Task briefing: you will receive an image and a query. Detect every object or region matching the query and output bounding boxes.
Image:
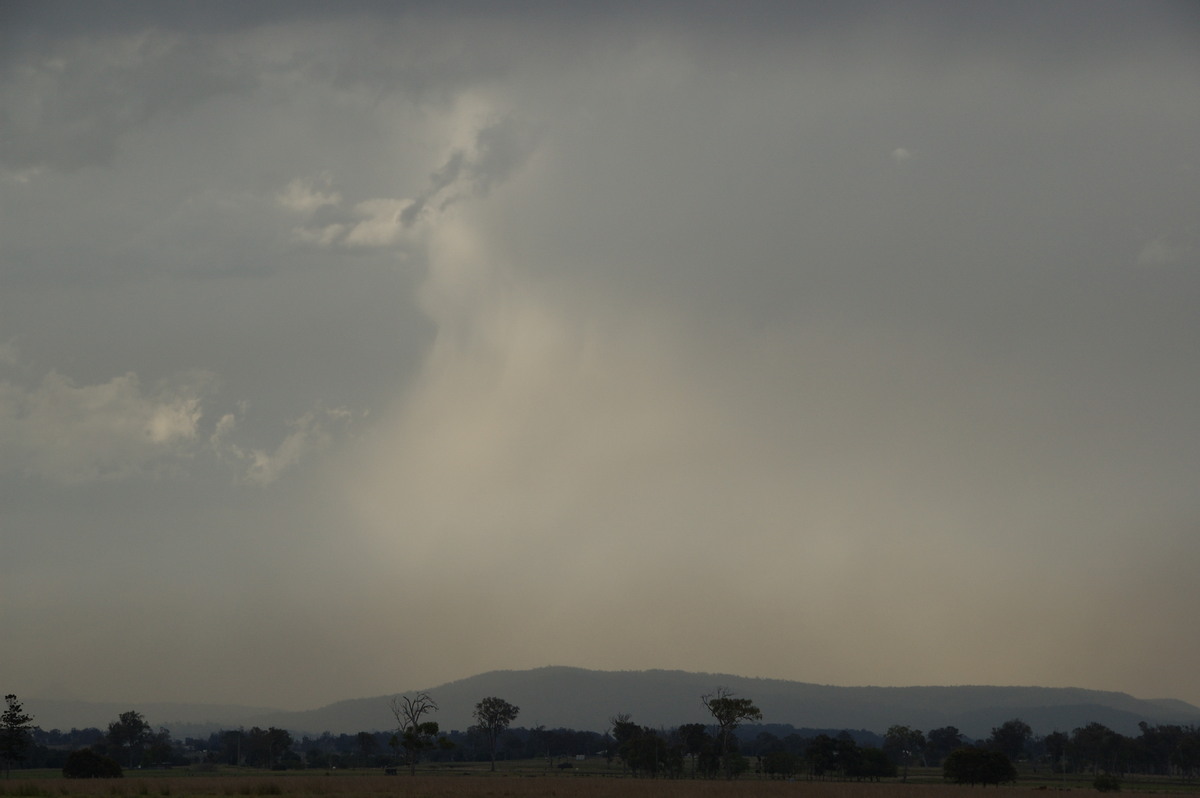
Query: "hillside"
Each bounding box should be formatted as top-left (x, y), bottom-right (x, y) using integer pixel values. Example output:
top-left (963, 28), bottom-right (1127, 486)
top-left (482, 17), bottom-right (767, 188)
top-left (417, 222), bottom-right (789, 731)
top-left (250, 668), bottom-right (1200, 739)
top-left (30, 668), bottom-right (1200, 740)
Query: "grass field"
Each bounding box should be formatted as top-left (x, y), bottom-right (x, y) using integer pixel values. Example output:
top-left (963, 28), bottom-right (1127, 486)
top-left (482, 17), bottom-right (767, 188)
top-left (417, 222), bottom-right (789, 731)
top-left (3, 765), bottom-right (1199, 798)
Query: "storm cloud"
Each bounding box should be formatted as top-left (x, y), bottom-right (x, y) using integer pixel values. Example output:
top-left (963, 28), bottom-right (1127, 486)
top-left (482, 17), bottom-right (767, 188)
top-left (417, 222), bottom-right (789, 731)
top-left (2, 1), bottom-right (1198, 711)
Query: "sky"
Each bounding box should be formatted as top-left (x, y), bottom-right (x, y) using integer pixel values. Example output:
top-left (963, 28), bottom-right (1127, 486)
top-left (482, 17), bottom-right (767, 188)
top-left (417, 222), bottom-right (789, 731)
top-left (2, 0), bottom-right (1199, 714)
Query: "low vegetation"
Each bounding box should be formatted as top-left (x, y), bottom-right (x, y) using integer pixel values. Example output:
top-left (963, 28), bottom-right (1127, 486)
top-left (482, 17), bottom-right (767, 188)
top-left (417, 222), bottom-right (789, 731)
top-left (7, 688), bottom-right (1200, 796)
top-left (0, 769), bottom-right (1199, 798)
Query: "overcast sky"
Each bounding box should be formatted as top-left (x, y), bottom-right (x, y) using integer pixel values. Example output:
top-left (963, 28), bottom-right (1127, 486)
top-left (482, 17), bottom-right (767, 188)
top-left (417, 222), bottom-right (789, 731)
top-left (2, 0), bottom-right (1199, 714)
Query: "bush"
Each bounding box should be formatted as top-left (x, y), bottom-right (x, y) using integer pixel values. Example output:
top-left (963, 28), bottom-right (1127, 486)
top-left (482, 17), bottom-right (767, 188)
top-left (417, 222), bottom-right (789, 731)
top-left (943, 747), bottom-right (1017, 786)
top-left (62, 749), bottom-right (123, 779)
top-left (762, 750), bottom-right (798, 779)
top-left (1094, 773), bottom-right (1122, 792)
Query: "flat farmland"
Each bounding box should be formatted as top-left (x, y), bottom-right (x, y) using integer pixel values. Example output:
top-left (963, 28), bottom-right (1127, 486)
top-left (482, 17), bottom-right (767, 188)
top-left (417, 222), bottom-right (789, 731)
top-left (5, 772), bottom-right (1200, 798)
top-left (0, 779), bottom-right (1039, 798)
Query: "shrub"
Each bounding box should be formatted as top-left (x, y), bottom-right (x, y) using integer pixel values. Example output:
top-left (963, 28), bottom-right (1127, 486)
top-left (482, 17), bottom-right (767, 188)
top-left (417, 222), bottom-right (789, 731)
top-left (1094, 773), bottom-right (1122, 792)
top-left (943, 747), bottom-right (1017, 786)
top-left (62, 749), bottom-right (123, 779)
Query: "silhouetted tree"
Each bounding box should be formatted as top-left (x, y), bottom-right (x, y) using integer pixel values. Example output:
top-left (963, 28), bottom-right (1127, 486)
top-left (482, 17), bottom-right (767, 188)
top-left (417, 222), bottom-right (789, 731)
top-left (702, 687), bottom-right (761, 778)
top-left (676, 722), bottom-right (712, 777)
top-left (1171, 733), bottom-right (1200, 780)
top-left (1134, 723), bottom-right (1183, 776)
top-left (836, 734), bottom-right (863, 778)
top-left (989, 718), bottom-right (1032, 762)
top-left (356, 731), bottom-right (377, 767)
top-left (806, 734), bottom-right (838, 779)
top-left (884, 725), bottom-right (925, 780)
top-left (762, 749), bottom-right (799, 779)
top-left (926, 726), bottom-right (966, 765)
top-left (389, 693), bottom-right (450, 775)
top-left (1072, 722), bottom-right (1120, 774)
top-left (107, 711), bottom-right (150, 768)
top-left (144, 727), bottom-right (175, 766)
top-left (1, 695), bottom-right (35, 778)
top-left (1043, 730), bottom-right (1070, 775)
top-left (625, 729), bottom-right (675, 777)
top-left (851, 747), bottom-right (898, 781)
top-left (472, 697), bottom-right (519, 772)
top-left (245, 727), bottom-right (293, 768)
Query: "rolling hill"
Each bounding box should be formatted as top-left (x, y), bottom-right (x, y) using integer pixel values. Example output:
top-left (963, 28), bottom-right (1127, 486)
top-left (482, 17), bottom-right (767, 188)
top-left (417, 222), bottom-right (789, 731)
top-left (29, 667), bottom-right (1200, 740)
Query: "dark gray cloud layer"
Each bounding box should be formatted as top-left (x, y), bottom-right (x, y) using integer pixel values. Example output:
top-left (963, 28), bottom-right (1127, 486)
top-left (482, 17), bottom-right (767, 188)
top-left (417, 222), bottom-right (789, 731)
top-left (2, 1), bottom-right (1198, 710)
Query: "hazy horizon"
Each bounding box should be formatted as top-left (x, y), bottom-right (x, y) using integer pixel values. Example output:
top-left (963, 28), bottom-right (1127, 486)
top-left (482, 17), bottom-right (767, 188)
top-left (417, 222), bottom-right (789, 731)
top-left (3, 1), bottom-right (1199, 712)
top-left (24, 665), bottom-right (1200, 715)
top-left (25, 666), bottom-right (1200, 744)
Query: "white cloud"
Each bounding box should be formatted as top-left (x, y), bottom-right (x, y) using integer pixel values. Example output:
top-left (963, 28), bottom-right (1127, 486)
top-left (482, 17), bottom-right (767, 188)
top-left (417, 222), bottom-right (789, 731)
top-left (0, 370), bottom-right (211, 483)
top-left (341, 198), bottom-right (416, 248)
top-left (211, 412), bottom-right (238, 443)
top-left (282, 178), bottom-right (419, 251)
top-left (277, 175), bottom-right (342, 214)
top-left (278, 110), bottom-right (534, 252)
top-left (0, 357), bottom-right (355, 486)
top-left (212, 406), bottom-right (354, 486)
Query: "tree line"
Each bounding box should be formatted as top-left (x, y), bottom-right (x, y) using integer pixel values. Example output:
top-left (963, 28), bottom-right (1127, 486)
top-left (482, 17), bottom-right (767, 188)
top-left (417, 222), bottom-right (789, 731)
top-left (5, 690), bottom-right (1200, 784)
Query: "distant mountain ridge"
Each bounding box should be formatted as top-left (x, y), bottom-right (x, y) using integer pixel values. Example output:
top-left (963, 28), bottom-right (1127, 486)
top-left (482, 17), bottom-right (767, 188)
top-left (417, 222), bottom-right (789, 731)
top-left (29, 667), bottom-right (1200, 740)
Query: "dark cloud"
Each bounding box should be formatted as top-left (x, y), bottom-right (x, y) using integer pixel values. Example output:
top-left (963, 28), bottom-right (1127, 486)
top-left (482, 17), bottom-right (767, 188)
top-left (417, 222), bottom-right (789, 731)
top-left (0, 28), bottom-right (252, 170)
top-left (469, 118), bottom-right (538, 196)
top-left (1, 0), bottom-right (1198, 710)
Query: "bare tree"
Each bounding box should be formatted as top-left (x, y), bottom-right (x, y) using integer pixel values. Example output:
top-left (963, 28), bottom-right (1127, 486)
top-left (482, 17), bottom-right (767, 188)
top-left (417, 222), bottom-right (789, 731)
top-left (388, 693), bottom-right (445, 775)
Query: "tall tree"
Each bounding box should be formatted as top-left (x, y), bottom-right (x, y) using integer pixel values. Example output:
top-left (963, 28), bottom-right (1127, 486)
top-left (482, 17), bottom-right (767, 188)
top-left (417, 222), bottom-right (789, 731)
top-left (1072, 722), bottom-right (1119, 774)
top-left (1135, 723), bottom-right (1184, 776)
top-left (245, 727), bottom-right (292, 768)
top-left (144, 727), bottom-right (175, 766)
top-left (805, 734), bottom-right (839, 779)
top-left (216, 729), bottom-right (244, 766)
top-left (1, 695), bottom-right (35, 778)
top-left (608, 713), bottom-right (639, 766)
top-left (355, 731), bottom-right (377, 767)
top-left (1171, 732), bottom-right (1200, 780)
top-left (989, 718), bottom-right (1033, 762)
top-left (884, 725), bottom-right (925, 781)
top-left (389, 693), bottom-right (448, 775)
top-left (107, 711), bottom-right (150, 768)
top-left (676, 722), bottom-right (712, 777)
top-left (926, 726), bottom-right (965, 765)
top-left (701, 687), bottom-right (761, 778)
top-left (472, 697), bottom-right (519, 772)
top-left (1043, 730), bottom-right (1070, 776)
